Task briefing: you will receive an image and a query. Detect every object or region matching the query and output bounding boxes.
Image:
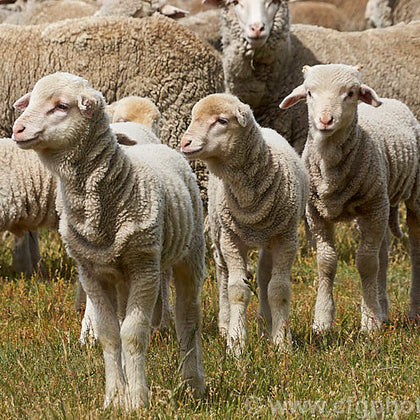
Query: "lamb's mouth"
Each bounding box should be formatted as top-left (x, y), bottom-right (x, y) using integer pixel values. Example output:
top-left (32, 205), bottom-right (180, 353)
top-left (12, 136), bottom-right (40, 149)
top-left (180, 146), bottom-right (203, 157)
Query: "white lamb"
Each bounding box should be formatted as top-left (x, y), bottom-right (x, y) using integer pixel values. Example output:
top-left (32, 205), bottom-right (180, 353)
top-left (0, 138), bottom-right (58, 274)
top-left (181, 93), bottom-right (309, 355)
top-left (106, 96), bottom-right (161, 137)
top-left (12, 72), bottom-right (206, 409)
top-left (280, 64), bottom-right (420, 331)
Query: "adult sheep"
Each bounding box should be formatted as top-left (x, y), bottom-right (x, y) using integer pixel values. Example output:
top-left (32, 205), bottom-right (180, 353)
top-left (12, 72), bottom-right (206, 410)
top-left (0, 14), bottom-right (224, 197)
top-left (365, 0), bottom-right (420, 29)
top-left (280, 63), bottom-right (420, 330)
top-left (205, 0), bottom-right (419, 154)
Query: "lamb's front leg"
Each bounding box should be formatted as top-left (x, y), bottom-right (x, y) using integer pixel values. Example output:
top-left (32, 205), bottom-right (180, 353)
top-left (221, 235), bottom-right (249, 356)
top-left (120, 260), bottom-right (160, 410)
top-left (307, 204), bottom-right (337, 331)
top-left (268, 232), bottom-right (298, 350)
top-left (79, 266), bottom-right (125, 408)
top-left (357, 214), bottom-right (388, 331)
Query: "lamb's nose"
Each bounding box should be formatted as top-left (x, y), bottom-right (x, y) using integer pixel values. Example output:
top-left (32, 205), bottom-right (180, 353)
top-left (319, 115), bottom-right (334, 126)
top-left (180, 138), bottom-right (192, 150)
top-left (13, 123), bottom-right (26, 136)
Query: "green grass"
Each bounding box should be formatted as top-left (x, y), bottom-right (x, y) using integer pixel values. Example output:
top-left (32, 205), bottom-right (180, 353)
top-left (0, 224), bottom-right (418, 419)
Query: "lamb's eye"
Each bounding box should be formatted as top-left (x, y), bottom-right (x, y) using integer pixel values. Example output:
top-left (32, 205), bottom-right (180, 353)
top-left (56, 103), bottom-right (69, 111)
top-left (348, 91), bottom-right (354, 98)
top-left (217, 117), bottom-right (228, 125)
top-left (307, 90), bottom-right (312, 98)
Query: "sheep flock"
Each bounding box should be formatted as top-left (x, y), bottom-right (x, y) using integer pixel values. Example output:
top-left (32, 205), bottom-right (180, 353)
top-left (0, 0), bottom-right (419, 411)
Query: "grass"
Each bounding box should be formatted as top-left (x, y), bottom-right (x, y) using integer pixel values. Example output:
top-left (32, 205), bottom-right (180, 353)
top-left (0, 222), bottom-right (418, 419)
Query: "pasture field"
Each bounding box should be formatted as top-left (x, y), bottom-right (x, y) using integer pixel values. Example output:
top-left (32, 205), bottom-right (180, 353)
top-left (0, 222), bottom-right (418, 419)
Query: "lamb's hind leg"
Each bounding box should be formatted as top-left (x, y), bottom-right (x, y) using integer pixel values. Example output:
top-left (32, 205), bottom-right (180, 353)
top-left (173, 259), bottom-right (205, 398)
top-left (407, 207), bottom-right (420, 319)
top-left (120, 260), bottom-right (160, 410)
top-left (268, 233), bottom-right (297, 350)
top-left (377, 232), bottom-right (390, 322)
top-left (257, 248), bottom-right (273, 337)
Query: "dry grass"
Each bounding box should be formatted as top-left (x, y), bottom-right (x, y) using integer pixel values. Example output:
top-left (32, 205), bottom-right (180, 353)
top-left (0, 222), bottom-right (418, 419)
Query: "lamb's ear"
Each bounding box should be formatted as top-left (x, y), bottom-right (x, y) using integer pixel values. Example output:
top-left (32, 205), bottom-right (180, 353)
top-left (115, 133), bottom-right (137, 146)
top-left (77, 95), bottom-right (99, 118)
top-left (279, 85), bottom-right (307, 109)
top-left (358, 84), bottom-right (382, 107)
top-left (235, 103), bottom-right (250, 127)
top-left (13, 92), bottom-right (31, 112)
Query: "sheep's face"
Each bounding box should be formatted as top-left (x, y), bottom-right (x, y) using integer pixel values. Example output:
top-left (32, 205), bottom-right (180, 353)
top-left (12, 72), bottom-right (104, 153)
top-left (229, 0), bottom-right (281, 48)
top-left (180, 93), bottom-right (251, 162)
top-left (280, 64), bottom-right (382, 141)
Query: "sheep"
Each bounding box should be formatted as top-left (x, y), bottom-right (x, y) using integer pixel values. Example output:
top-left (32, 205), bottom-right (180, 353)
top-left (291, 0), bottom-right (369, 31)
top-left (205, 0), bottom-right (419, 156)
top-left (289, 1), bottom-right (347, 31)
top-left (178, 8), bottom-right (223, 52)
top-left (365, 0), bottom-right (420, 28)
top-left (12, 71), bottom-right (206, 409)
top-left (106, 96), bottom-right (161, 136)
top-left (0, 138), bottom-right (59, 274)
top-left (180, 93), bottom-right (309, 355)
top-left (95, 0), bottom-right (188, 18)
top-left (3, 0), bottom-right (98, 25)
top-left (280, 63), bottom-right (420, 331)
top-left (0, 14), bottom-right (224, 200)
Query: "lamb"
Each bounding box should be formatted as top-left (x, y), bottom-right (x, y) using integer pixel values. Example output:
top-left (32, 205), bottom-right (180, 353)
top-left (0, 138), bottom-right (58, 274)
top-left (106, 96), bottom-right (161, 136)
top-left (280, 63), bottom-right (420, 331)
top-left (365, 0), bottom-right (420, 28)
top-left (205, 0), bottom-right (420, 155)
top-left (0, 14), bottom-right (224, 198)
top-left (12, 72), bottom-right (206, 409)
top-left (180, 93), bottom-right (309, 355)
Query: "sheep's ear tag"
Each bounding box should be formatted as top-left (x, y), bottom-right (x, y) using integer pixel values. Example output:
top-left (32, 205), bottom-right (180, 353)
top-left (13, 92), bottom-right (31, 112)
top-left (359, 84), bottom-right (382, 107)
top-left (78, 95), bottom-right (95, 118)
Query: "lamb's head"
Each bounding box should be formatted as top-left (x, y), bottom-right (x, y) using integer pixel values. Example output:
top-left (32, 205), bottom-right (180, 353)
top-left (280, 64), bottom-right (382, 140)
top-left (205, 0), bottom-right (282, 48)
top-left (106, 96), bottom-right (161, 136)
top-left (12, 72), bottom-right (106, 152)
top-left (180, 93), bottom-right (252, 162)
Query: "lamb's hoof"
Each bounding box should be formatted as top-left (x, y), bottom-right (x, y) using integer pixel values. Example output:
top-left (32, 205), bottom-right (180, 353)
top-left (361, 315), bottom-right (382, 332)
top-left (273, 330), bottom-right (292, 353)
